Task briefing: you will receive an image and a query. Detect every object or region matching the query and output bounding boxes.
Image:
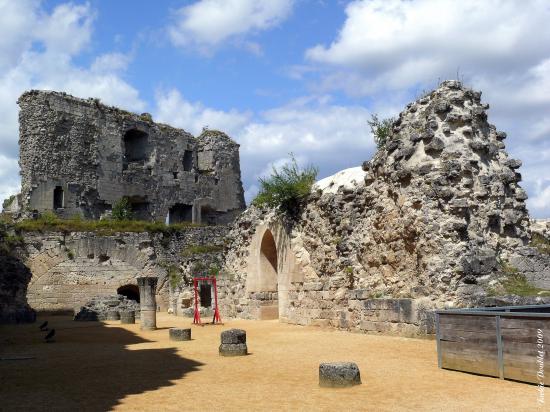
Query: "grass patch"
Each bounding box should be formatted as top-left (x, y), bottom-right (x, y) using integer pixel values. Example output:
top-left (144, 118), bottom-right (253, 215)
top-left (487, 261), bottom-right (550, 297)
top-left (15, 212), bottom-right (201, 235)
top-left (531, 233), bottom-right (550, 255)
top-left (181, 244), bottom-right (223, 257)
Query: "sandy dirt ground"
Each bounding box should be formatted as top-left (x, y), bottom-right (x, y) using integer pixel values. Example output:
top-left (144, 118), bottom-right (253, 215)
top-left (1, 313), bottom-right (548, 411)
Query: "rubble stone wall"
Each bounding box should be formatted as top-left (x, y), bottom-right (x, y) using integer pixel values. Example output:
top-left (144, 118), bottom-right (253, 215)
top-left (23, 226), bottom-right (228, 312)
top-left (219, 81), bottom-right (549, 336)
top-left (17, 90), bottom-right (245, 223)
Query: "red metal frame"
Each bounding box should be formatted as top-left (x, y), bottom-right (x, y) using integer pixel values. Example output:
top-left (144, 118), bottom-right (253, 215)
top-left (192, 276), bottom-right (222, 325)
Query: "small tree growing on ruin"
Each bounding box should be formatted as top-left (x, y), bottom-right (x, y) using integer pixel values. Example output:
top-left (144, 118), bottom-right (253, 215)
top-left (252, 154), bottom-right (318, 216)
top-left (111, 197), bottom-right (134, 221)
top-left (368, 114), bottom-right (395, 149)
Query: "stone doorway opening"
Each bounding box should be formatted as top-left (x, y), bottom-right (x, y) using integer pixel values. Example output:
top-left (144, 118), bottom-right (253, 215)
top-left (117, 284), bottom-right (140, 303)
top-left (53, 186), bottom-right (64, 209)
top-left (169, 203), bottom-right (193, 224)
top-left (123, 129), bottom-right (148, 168)
top-left (260, 230), bottom-right (278, 290)
top-left (256, 229), bottom-right (279, 320)
top-left (199, 283), bottom-right (212, 308)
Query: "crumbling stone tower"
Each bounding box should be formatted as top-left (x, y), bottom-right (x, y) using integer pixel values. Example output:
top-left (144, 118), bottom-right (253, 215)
top-left (18, 90), bottom-right (246, 223)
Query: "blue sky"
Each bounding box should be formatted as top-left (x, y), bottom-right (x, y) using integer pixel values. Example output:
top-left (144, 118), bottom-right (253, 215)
top-left (0, 0), bottom-right (549, 217)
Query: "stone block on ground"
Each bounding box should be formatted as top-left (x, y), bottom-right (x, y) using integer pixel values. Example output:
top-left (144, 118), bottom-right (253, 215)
top-left (219, 329), bottom-right (247, 356)
top-left (319, 362), bottom-right (361, 388)
top-left (169, 328), bottom-right (192, 341)
top-left (106, 310), bottom-right (120, 321)
top-left (221, 328), bottom-right (246, 344)
top-left (219, 343), bottom-right (248, 356)
top-left (120, 311), bottom-right (135, 324)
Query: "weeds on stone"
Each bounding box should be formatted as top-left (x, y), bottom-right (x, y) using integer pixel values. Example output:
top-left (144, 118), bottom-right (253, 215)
top-left (181, 244), bottom-right (223, 257)
top-left (252, 154), bottom-right (318, 217)
top-left (368, 114), bottom-right (395, 149)
top-left (15, 212), bottom-right (200, 235)
top-left (487, 260), bottom-right (550, 297)
top-left (111, 198), bottom-right (134, 220)
top-left (531, 233), bottom-right (550, 255)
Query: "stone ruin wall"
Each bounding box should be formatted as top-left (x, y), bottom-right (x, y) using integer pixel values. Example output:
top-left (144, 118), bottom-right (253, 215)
top-left (15, 226), bottom-right (228, 315)
top-left (17, 90), bottom-right (245, 224)
top-left (218, 81), bottom-right (550, 336)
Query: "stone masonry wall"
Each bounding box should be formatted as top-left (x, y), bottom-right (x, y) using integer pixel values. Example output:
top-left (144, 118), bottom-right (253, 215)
top-left (220, 81), bottom-right (549, 336)
top-left (17, 90), bottom-right (245, 223)
top-left (22, 226), bottom-right (228, 313)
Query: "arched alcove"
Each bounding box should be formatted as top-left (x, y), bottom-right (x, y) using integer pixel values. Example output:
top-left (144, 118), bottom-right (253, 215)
top-left (245, 223), bottom-right (304, 322)
top-left (259, 230), bottom-right (278, 292)
top-left (117, 284), bottom-right (140, 303)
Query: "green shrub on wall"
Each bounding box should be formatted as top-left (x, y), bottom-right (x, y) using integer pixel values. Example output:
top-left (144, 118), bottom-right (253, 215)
top-left (111, 197), bottom-right (134, 221)
top-left (368, 114), bottom-right (395, 149)
top-left (252, 154), bottom-right (318, 216)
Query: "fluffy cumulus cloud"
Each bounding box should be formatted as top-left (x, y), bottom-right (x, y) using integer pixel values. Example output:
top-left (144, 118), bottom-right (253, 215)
top-left (0, 0), bottom-right (144, 205)
top-left (168, 0), bottom-right (294, 52)
top-left (154, 89), bottom-right (252, 136)
top-left (304, 0), bottom-right (550, 217)
top-left (154, 93), bottom-right (373, 203)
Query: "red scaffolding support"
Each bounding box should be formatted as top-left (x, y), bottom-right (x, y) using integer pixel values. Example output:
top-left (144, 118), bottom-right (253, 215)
top-left (193, 276), bottom-right (222, 325)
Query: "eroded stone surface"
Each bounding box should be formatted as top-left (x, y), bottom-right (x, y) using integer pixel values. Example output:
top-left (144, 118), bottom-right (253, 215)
top-left (169, 328), bottom-right (192, 341)
top-left (219, 329), bottom-right (247, 356)
top-left (0, 254), bottom-right (36, 324)
top-left (219, 81), bottom-right (549, 334)
top-left (319, 362), bottom-right (361, 388)
top-left (219, 343), bottom-right (248, 356)
top-left (74, 294), bottom-right (139, 321)
top-left (16, 90), bottom-right (245, 224)
top-left (221, 328), bottom-right (246, 344)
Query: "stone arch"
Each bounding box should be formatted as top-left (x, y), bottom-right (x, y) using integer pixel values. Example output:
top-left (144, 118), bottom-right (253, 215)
top-left (245, 223), bottom-right (303, 320)
top-left (117, 284), bottom-right (140, 303)
top-left (259, 229), bottom-right (278, 292)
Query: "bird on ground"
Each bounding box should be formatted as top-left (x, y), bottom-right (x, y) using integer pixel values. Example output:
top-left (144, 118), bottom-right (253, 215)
top-left (44, 329), bottom-right (55, 343)
top-left (38, 321), bottom-right (48, 331)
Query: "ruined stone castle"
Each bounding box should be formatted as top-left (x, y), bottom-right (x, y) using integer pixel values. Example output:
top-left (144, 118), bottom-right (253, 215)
top-left (18, 90), bottom-right (245, 224)
top-left (2, 82), bottom-right (549, 335)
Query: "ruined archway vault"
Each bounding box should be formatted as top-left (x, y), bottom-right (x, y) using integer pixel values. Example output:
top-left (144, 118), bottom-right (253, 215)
top-left (24, 233), bottom-right (166, 312)
top-left (245, 223), bottom-right (303, 320)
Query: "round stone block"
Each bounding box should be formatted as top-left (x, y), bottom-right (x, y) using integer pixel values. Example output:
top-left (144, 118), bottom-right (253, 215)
top-left (106, 310), bottom-right (120, 321)
top-left (319, 362), bottom-right (361, 388)
top-left (120, 311), bottom-right (135, 324)
top-left (169, 328), bottom-right (192, 341)
top-left (220, 329), bottom-right (246, 344)
top-left (219, 343), bottom-right (248, 357)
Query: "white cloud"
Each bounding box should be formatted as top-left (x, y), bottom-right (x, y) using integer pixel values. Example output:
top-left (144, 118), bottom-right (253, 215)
top-left (306, 0), bottom-right (550, 90)
top-left (0, 1), bottom-right (145, 204)
top-left (303, 0), bottom-right (550, 217)
top-left (0, 154), bottom-right (19, 207)
top-left (154, 89), bottom-right (251, 136)
top-left (34, 2), bottom-right (95, 55)
top-left (168, 0), bottom-right (294, 52)
top-left (531, 180), bottom-right (550, 214)
top-left (91, 52), bottom-right (131, 73)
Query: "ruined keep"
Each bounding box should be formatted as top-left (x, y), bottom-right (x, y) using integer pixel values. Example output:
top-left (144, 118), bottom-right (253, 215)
top-left (17, 90), bottom-right (246, 224)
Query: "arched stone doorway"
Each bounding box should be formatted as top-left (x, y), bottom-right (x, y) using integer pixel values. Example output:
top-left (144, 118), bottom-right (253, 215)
top-left (117, 284), bottom-right (140, 303)
top-left (259, 230), bottom-right (278, 292)
top-left (245, 224), bottom-right (303, 321)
